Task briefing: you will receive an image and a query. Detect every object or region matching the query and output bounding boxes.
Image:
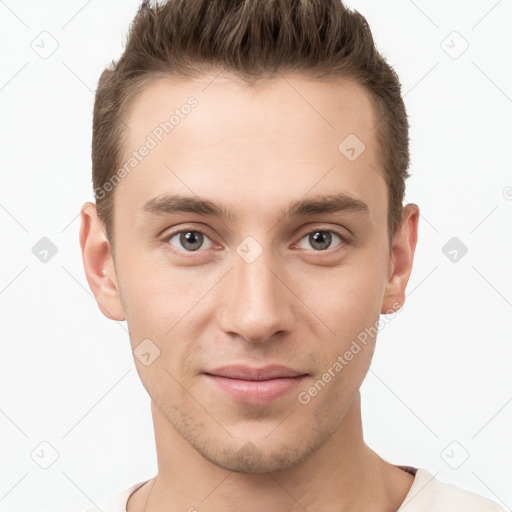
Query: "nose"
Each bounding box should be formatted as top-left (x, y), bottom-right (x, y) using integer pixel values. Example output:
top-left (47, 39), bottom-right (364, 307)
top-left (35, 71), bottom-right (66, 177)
top-left (218, 244), bottom-right (295, 344)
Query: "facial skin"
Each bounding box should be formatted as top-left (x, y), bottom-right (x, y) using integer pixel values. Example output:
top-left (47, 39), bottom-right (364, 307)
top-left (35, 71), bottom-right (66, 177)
top-left (80, 73), bottom-right (419, 511)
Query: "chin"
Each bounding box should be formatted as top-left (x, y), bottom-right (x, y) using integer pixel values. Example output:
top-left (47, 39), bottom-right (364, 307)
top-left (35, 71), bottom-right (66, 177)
top-left (188, 425), bottom-right (332, 475)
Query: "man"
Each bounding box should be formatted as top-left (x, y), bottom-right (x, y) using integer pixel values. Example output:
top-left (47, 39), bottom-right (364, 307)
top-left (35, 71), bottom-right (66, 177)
top-left (79, 0), bottom-right (505, 510)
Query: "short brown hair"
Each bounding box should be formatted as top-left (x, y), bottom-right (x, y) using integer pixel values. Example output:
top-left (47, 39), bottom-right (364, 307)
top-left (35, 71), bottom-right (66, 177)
top-left (92, 0), bottom-right (411, 252)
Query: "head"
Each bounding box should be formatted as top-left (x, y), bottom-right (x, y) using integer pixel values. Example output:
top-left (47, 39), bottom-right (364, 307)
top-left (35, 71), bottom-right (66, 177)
top-left (80, 0), bottom-right (419, 473)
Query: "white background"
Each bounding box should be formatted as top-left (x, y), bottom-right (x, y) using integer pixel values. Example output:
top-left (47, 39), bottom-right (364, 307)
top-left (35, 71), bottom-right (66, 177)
top-left (1, 0), bottom-right (511, 510)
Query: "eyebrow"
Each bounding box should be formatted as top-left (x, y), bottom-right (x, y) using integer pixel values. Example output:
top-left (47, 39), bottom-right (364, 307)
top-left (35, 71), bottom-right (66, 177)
top-left (139, 192), bottom-right (369, 221)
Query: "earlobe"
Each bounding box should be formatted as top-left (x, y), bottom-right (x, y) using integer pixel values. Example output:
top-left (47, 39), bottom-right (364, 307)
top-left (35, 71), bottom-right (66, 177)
top-left (79, 202), bottom-right (126, 321)
top-left (381, 203), bottom-right (420, 315)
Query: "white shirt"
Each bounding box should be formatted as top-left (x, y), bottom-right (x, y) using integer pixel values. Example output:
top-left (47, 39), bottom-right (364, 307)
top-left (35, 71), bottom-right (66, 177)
top-left (83, 466), bottom-right (507, 512)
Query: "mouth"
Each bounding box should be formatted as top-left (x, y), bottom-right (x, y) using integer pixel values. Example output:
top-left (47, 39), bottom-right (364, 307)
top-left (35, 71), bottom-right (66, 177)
top-left (203, 365), bottom-right (308, 404)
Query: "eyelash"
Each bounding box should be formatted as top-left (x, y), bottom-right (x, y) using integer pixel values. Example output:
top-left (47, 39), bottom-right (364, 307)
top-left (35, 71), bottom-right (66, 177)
top-left (162, 226), bottom-right (349, 255)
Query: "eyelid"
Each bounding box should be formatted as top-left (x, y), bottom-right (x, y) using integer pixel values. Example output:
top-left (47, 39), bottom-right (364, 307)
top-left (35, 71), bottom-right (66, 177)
top-left (162, 225), bottom-right (219, 253)
top-left (296, 224), bottom-right (350, 239)
top-left (293, 226), bottom-right (349, 251)
top-left (161, 224), bottom-right (351, 254)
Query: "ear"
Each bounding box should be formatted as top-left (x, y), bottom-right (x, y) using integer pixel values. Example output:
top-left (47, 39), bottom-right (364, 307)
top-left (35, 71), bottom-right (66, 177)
top-left (381, 203), bottom-right (420, 314)
top-left (79, 202), bottom-right (126, 321)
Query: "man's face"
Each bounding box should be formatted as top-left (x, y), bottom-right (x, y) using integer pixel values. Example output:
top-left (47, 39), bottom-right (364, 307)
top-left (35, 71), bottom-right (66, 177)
top-left (98, 74), bottom-right (408, 472)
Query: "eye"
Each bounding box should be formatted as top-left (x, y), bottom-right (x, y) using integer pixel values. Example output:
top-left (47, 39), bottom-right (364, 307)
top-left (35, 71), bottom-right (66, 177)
top-left (167, 230), bottom-right (214, 252)
top-left (296, 229), bottom-right (345, 251)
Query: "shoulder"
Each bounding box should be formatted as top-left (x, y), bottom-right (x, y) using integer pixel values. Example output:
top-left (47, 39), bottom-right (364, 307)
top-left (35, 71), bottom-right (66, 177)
top-left (398, 468), bottom-right (507, 512)
top-left (81, 480), bottom-right (149, 512)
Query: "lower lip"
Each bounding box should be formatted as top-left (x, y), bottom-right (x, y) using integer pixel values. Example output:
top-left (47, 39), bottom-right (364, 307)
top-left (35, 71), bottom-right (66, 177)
top-left (204, 374), bottom-right (307, 404)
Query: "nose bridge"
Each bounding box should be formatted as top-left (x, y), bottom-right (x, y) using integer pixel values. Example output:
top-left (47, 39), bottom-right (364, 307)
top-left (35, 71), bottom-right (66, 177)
top-left (219, 240), bottom-right (293, 342)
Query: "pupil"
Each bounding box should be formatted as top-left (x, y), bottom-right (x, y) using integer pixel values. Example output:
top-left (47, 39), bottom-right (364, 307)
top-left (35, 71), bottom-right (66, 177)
top-left (310, 231), bottom-right (331, 250)
top-left (181, 231), bottom-right (203, 251)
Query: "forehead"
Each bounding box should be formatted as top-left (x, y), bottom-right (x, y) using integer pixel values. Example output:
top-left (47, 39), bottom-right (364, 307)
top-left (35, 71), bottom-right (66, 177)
top-left (124, 73), bottom-right (378, 151)
top-left (114, 73), bottom-right (386, 227)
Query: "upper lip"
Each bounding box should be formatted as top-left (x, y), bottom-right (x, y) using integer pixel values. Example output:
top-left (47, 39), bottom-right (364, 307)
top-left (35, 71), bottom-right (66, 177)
top-left (205, 365), bottom-right (307, 381)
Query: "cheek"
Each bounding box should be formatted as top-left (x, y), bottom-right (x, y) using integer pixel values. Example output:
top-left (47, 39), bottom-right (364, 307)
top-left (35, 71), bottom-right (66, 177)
top-left (115, 256), bottom-right (219, 361)
top-left (296, 338), bottom-right (374, 419)
top-left (293, 259), bottom-right (385, 393)
top-left (115, 248), bottom-right (201, 321)
top-left (297, 258), bottom-right (385, 339)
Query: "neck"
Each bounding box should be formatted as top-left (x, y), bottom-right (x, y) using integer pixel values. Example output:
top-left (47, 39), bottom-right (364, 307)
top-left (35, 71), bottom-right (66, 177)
top-left (129, 392), bottom-right (414, 512)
